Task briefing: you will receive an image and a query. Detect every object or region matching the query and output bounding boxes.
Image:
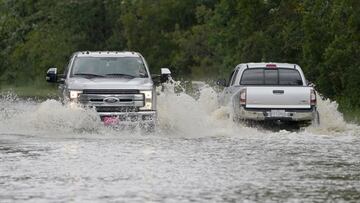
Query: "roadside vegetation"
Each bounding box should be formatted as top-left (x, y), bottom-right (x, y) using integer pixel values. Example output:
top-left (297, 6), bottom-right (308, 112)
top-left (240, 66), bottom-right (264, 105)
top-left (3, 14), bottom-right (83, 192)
top-left (0, 0), bottom-right (359, 121)
top-left (0, 85), bottom-right (57, 100)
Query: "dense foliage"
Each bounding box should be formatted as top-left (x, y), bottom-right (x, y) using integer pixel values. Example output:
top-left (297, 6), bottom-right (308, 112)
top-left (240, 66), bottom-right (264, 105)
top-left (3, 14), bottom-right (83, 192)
top-left (0, 0), bottom-right (359, 110)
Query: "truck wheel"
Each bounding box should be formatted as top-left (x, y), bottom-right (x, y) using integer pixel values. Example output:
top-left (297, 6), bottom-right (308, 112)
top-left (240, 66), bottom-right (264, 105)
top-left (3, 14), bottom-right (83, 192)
top-left (312, 110), bottom-right (320, 126)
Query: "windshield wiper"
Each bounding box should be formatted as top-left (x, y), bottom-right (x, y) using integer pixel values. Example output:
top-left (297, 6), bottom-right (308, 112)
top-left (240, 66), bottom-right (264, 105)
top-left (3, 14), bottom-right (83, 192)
top-left (74, 73), bottom-right (104, 78)
top-left (105, 73), bottom-right (136, 78)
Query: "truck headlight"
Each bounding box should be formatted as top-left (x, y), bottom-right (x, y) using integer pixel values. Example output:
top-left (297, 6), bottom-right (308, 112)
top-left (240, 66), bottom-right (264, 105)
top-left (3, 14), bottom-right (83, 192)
top-left (140, 90), bottom-right (152, 110)
top-left (69, 90), bottom-right (82, 100)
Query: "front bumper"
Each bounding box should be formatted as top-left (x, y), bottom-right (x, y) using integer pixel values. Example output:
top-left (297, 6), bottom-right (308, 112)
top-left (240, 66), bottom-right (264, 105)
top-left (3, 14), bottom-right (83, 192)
top-left (69, 101), bottom-right (156, 123)
top-left (99, 111), bottom-right (157, 129)
top-left (98, 111), bottom-right (157, 123)
top-left (235, 107), bottom-right (315, 122)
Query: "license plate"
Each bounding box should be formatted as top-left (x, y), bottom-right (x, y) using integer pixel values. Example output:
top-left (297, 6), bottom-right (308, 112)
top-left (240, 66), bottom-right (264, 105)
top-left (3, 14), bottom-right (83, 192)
top-left (103, 117), bottom-right (120, 125)
top-left (270, 110), bottom-right (286, 117)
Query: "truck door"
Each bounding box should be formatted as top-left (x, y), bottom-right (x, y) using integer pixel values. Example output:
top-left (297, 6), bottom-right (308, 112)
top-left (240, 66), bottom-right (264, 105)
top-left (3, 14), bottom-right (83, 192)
top-left (221, 69), bottom-right (239, 105)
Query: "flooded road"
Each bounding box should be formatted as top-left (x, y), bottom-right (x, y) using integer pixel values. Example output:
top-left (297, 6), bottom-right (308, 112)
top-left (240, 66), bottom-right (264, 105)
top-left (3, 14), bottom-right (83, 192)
top-left (1, 88), bottom-right (360, 202)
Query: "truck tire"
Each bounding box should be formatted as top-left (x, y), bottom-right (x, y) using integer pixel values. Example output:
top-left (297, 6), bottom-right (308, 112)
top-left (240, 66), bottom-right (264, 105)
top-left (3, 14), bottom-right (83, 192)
top-left (312, 110), bottom-right (320, 126)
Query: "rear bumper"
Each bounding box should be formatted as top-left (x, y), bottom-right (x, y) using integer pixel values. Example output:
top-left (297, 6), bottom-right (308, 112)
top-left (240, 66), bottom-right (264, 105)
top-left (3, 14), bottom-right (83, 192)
top-left (235, 107), bottom-right (315, 122)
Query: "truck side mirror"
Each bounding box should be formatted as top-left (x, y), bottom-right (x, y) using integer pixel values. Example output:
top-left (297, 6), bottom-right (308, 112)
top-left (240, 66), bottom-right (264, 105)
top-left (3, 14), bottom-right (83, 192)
top-left (46, 68), bottom-right (58, 83)
top-left (160, 68), bottom-right (171, 83)
top-left (307, 81), bottom-right (315, 87)
top-left (216, 79), bottom-right (227, 87)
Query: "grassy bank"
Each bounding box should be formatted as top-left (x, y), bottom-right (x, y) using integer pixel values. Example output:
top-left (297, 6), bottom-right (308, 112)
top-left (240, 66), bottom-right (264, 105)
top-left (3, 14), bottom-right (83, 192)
top-left (340, 108), bottom-right (360, 124)
top-left (0, 85), bottom-right (58, 100)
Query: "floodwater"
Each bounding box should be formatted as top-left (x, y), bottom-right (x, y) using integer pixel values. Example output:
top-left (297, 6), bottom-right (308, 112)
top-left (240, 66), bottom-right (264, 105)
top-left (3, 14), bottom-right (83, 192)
top-left (0, 85), bottom-right (360, 202)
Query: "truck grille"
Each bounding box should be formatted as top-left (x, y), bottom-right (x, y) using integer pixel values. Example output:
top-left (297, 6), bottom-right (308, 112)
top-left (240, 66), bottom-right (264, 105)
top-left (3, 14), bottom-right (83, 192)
top-left (79, 89), bottom-right (145, 113)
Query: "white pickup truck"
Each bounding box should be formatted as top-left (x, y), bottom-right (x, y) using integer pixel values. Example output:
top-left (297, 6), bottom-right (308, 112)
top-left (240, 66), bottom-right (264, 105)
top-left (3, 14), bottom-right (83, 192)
top-left (45, 51), bottom-right (171, 129)
top-left (217, 63), bottom-right (320, 125)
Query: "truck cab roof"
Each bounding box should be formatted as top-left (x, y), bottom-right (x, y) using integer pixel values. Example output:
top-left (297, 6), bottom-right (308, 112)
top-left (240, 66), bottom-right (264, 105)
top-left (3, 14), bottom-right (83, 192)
top-left (237, 62), bottom-right (299, 69)
top-left (75, 51), bottom-right (141, 58)
top-left (228, 62), bottom-right (307, 88)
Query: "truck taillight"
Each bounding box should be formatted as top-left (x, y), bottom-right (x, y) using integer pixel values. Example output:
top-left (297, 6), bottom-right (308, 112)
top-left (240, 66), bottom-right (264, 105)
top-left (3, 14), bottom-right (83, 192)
top-left (266, 64), bottom-right (277, 68)
top-left (240, 89), bottom-right (246, 105)
top-left (310, 89), bottom-right (317, 106)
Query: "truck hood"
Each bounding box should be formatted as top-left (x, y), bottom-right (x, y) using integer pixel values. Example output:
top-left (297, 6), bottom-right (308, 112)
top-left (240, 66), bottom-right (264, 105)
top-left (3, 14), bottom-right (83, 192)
top-left (67, 77), bottom-right (153, 90)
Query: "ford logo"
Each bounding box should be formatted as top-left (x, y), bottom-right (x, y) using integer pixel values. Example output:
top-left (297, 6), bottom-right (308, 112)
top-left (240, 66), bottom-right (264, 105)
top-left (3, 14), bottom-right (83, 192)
top-left (103, 97), bottom-right (119, 103)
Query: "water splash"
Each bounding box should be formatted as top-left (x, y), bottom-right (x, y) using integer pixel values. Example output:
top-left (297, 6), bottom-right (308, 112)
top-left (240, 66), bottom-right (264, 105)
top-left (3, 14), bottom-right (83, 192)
top-left (157, 82), bottom-right (264, 137)
top-left (0, 92), bottom-right (104, 136)
top-left (305, 97), bottom-right (360, 135)
top-left (0, 83), bottom-right (359, 137)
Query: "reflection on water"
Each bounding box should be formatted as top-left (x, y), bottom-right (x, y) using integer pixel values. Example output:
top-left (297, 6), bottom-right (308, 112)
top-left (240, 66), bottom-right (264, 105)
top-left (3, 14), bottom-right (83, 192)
top-left (0, 86), bottom-right (360, 202)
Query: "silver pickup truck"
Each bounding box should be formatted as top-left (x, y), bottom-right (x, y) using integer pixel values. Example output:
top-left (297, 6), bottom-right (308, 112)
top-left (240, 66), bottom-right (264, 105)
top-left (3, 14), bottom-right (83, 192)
top-left (45, 51), bottom-right (171, 128)
top-left (217, 63), bottom-right (320, 125)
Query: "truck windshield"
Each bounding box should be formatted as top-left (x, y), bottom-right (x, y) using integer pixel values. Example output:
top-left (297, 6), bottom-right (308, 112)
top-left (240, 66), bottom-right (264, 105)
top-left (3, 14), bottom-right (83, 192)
top-left (240, 68), bottom-right (303, 86)
top-left (71, 57), bottom-right (148, 78)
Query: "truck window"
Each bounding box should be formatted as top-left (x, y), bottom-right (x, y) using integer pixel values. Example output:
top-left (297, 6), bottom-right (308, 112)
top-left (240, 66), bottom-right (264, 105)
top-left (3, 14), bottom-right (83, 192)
top-left (240, 69), bottom-right (264, 85)
top-left (71, 57), bottom-right (148, 78)
top-left (279, 69), bottom-right (303, 85)
top-left (230, 69), bottom-right (239, 86)
top-left (227, 70), bottom-right (235, 86)
top-left (264, 69), bottom-right (278, 85)
top-left (240, 68), bottom-right (303, 86)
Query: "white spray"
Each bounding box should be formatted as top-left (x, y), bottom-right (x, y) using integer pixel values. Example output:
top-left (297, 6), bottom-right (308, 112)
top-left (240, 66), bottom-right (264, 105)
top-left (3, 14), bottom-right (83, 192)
top-left (0, 83), bottom-right (359, 137)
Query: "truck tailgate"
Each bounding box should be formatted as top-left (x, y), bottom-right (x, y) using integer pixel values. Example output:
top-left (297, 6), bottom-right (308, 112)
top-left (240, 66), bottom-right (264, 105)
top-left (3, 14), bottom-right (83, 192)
top-left (245, 86), bottom-right (311, 109)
